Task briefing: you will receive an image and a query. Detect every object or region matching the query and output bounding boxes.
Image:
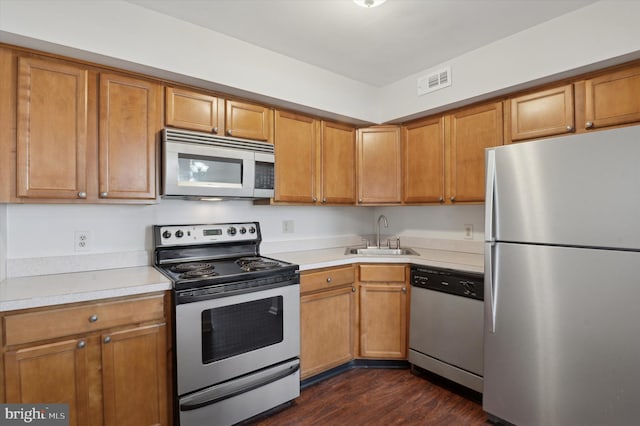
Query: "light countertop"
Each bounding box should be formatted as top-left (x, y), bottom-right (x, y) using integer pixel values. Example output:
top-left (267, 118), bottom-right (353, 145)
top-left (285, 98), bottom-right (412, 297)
top-left (0, 243), bottom-right (482, 312)
top-left (0, 267), bottom-right (172, 312)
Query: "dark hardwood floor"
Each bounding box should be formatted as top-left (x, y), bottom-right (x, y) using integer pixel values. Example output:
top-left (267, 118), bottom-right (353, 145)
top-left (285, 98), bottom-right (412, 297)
top-left (250, 367), bottom-right (490, 426)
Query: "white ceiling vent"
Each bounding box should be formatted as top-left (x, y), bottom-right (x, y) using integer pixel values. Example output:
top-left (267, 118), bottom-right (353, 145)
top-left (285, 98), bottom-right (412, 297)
top-left (417, 66), bottom-right (452, 96)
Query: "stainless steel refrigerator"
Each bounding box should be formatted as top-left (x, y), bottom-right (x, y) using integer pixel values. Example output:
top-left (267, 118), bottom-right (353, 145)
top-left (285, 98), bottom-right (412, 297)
top-left (484, 125), bottom-right (640, 426)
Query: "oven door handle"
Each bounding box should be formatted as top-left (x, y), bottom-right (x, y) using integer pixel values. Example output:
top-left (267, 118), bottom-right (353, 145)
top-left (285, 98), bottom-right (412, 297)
top-left (179, 358), bottom-right (300, 411)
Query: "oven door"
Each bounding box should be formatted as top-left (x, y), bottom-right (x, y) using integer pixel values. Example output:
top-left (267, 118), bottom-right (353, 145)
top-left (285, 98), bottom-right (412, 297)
top-left (163, 140), bottom-right (255, 198)
top-left (175, 283), bottom-right (300, 396)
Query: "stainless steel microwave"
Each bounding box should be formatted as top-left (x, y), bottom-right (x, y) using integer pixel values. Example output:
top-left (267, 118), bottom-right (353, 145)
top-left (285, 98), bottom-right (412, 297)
top-left (161, 128), bottom-right (275, 200)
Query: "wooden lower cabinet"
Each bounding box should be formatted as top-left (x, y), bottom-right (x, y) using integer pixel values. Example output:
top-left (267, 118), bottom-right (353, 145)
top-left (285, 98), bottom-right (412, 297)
top-left (300, 266), bottom-right (356, 379)
top-left (2, 293), bottom-right (169, 426)
top-left (358, 264), bottom-right (408, 359)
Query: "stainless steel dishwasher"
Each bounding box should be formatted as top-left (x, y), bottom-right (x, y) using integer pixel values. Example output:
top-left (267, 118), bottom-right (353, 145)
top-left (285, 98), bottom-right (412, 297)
top-left (409, 265), bottom-right (484, 393)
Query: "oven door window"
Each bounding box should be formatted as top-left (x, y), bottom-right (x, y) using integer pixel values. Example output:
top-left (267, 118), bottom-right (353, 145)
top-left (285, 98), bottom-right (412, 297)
top-left (201, 296), bottom-right (284, 363)
top-left (178, 153), bottom-right (242, 187)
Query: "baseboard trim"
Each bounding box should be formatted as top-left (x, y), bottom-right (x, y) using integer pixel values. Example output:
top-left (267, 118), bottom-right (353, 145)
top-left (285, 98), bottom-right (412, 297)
top-left (301, 359), bottom-right (409, 390)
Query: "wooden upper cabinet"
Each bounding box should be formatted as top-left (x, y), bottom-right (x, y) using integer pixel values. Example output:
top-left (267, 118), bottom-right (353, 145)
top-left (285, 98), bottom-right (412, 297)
top-left (165, 87), bottom-right (222, 134)
top-left (357, 126), bottom-right (402, 205)
top-left (274, 110), bottom-right (318, 203)
top-left (320, 121), bottom-right (356, 204)
top-left (225, 100), bottom-right (272, 142)
top-left (402, 116), bottom-right (445, 203)
top-left (99, 73), bottom-right (160, 200)
top-left (16, 56), bottom-right (89, 199)
top-left (447, 101), bottom-right (503, 203)
top-left (508, 84), bottom-right (575, 142)
top-left (584, 64), bottom-right (640, 130)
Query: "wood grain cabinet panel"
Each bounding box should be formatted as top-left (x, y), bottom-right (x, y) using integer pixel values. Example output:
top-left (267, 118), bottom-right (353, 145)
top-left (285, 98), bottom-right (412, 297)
top-left (320, 121), bottom-right (356, 204)
top-left (274, 110), bottom-right (318, 203)
top-left (357, 126), bottom-right (402, 204)
top-left (402, 116), bottom-right (445, 203)
top-left (509, 84), bottom-right (575, 142)
top-left (16, 56), bottom-right (88, 199)
top-left (447, 101), bottom-right (503, 203)
top-left (99, 73), bottom-right (160, 200)
top-left (225, 100), bottom-right (272, 141)
top-left (165, 87), bottom-right (222, 134)
top-left (2, 294), bottom-right (169, 426)
top-left (584, 64), bottom-right (640, 130)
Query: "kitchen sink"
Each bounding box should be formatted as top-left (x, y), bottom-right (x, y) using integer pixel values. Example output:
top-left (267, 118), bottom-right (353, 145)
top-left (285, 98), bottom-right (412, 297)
top-left (344, 247), bottom-right (420, 256)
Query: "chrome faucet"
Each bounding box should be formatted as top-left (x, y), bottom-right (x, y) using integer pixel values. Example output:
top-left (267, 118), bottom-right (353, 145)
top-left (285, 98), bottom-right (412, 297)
top-left (376, 214), bottom-right (389, 248)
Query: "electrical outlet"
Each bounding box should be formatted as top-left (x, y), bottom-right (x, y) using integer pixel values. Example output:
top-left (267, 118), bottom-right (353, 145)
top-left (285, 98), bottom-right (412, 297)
top-left (74, 231), bottom-right (91, 251)
top-left (463, 224), bottom-right (473, 240)
top-left (282, 220), bottom-right (295, 234)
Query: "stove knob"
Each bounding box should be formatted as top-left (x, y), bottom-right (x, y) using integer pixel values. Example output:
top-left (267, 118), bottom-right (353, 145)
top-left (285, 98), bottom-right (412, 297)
top-left (175, 230), bottom-right (184, 238)
top-left (227, 226), bottom-right (237, 236)
top-left (248, 226), bottom-right (256, 234)
top-left (239, 227), bottom-right (247, 234)
top-left (162, 230), bottom-right (172, 239)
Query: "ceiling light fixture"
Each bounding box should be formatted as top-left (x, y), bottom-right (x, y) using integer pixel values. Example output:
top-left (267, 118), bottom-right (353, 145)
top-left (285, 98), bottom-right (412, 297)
top-left (353, 0), bottom-right (387, 8)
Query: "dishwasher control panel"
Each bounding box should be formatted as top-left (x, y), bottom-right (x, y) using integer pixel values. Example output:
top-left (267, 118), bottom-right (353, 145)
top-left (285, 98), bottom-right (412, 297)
top-left (410, 266), bottom-right (484, 300)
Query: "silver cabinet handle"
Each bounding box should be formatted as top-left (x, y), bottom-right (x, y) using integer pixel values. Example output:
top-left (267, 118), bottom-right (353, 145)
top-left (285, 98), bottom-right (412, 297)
top-left (566, 125), bottom-right (573, 132)
top-left (450, 196), bottom-right (456, 202)
top-left (77, 340), bottom-right (86, 349)
top-left (78, 192), bottom-right (87, 199)
top-left (322, 198), bottom-right (327, 203)
top-left (99, 192), bottom-right (108, 198)
top-left (326, 277), bottom-right (332, 283)
top-left (586, 121), bottom-right (594, 129)
top-left (402, 287), bottom-right (407, 293)
top-left (227, 129), bottom-right (233, 136)
top-left (439, 196), bottom-right (444, 203)
top-left (103, 336), bottom-right (111, 344)
top-left (212, 127), bottom-right (218, 134)
top-left (89, 314), bottom-right (98, 323)
top-left (352, 287), bottom-right (356, 292)
top-left (312, 197), bottom-right (317, 202)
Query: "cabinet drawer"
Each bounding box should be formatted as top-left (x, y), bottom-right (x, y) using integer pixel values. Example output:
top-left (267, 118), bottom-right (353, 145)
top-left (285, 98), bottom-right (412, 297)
top-left (4, 294), bottom-right (165, 346)
top-left (359, 264), bottom-right (405, 282)
top-left (301, 266), bottom-right (355, 294)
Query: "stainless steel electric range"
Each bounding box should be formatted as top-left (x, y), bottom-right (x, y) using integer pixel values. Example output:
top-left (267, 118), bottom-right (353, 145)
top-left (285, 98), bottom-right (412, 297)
top-left (153, 222), bottom-right (300, 426)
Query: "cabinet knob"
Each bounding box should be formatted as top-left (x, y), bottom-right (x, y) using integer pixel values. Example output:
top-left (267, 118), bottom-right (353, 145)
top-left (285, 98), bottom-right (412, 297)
top-left (402, 287), bottom-right (407, 293)
top-left (352, 287), bottom-right (356, 292)
top-left (103, 336), bottom-right (112, 344)
top-left (227, 129), bottom-right (233, 136)
top-left (450, 196), bottom-right (456, 202)
top-left (358, 199), bottom-right (363, 203)
top-left (78, 192), bottom-right (87, 199)
top-left (212, 127), bottom-right (218, 134)
top-left (439, 197), bottom-right (444, 203)
top-left (566, 125), bottom-right (573, 132)
top-left (313, 197), bottom-right (317, 202)
top-left (99, 192), bottom-right (108, 198)
top-left (326, 277), bottom-right (332, 283)
top-left (89, 314), bottom-right (98, 323)
top-left (322, 198), bottom-right (327, 204)
top-left (586, 121), bottom-right (594, 129)
top-left (77, 340), bottom-right (86, 349)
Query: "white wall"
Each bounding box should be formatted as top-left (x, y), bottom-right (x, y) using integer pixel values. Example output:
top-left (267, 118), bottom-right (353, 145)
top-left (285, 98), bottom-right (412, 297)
top-left (0, 205), bottom-right (6, 280)
top-left (379, 0), bottom-right (640, 122)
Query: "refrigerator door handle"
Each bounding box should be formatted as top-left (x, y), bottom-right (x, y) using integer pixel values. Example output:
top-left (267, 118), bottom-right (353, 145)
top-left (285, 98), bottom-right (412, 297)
top-left (485, 241), bottom-right (497, 333)
top-left (485, 149), bottom-right (496, 243)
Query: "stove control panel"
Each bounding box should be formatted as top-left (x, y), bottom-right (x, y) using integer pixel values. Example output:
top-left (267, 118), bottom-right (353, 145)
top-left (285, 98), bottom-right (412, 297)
top-left (156, 223), bottom-right (259, 246)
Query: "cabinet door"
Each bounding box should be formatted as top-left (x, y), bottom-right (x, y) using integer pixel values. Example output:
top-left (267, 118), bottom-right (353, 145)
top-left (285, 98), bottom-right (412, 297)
top-left (4, 338), bottom-right (90, 426)
top-left (357, 126), bottom-right (402, 204)
top-left (99, 73), bottom-right (160, 200)
top-left (274, 110), bottom-right (318, 203)
top-left (102, 324), bottom-right (168, 426)
top-left (225, 100), bottom-right (272, 141)
top-left (509, 84), bottom-right (574, 142)
top-left (320, 121), bottom-right (356, 204)
top-left (16, 56), bottom-right (88, 199)
top-left (165, 87), bottom-right (222, 134)
top-left (447, 101), bottom-right (503, 203)
top-left (585, 65), bottom-right (640, 130)
top-left (359, 283), bottom-right (407, 359)
top-left (403, 116), bottom-right (445, 203)
top-left (301, 286), bottom-right (355, 379)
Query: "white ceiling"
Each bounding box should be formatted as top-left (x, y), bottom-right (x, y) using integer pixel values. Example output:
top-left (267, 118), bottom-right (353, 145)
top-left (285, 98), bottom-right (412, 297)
top-left (127, 0), bottom-right (597, 87)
